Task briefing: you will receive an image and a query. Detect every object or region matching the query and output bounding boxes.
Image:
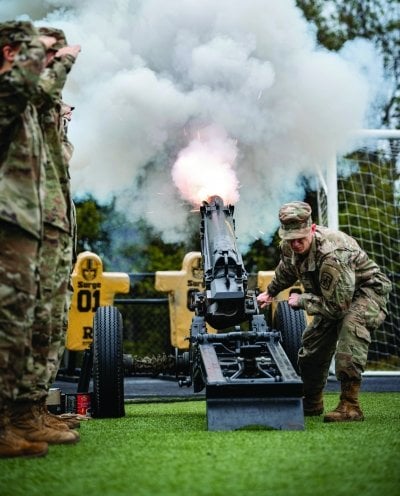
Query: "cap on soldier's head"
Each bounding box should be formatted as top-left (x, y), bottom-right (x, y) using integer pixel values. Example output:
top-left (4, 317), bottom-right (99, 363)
top-left (38, 26), bottom-right (67, 51)
top-left (0, 20), bottom-right (37, 48)
top-left (278, 201), bottom-right (313, 240)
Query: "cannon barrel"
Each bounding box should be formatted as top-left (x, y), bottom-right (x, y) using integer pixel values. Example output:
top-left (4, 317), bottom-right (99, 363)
top-left (197, 195), bottom-right (256, 329)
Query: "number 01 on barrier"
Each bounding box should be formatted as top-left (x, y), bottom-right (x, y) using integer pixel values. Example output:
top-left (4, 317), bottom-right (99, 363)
top-left (66, 251), bottom-right (130, 351)
top-left (76, 286), bottom-right (100, 312)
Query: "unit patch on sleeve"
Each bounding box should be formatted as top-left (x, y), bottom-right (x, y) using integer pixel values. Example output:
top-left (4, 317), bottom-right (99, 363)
top-left (319, 259), bottom-right (342, 297)
top-left (320, 272), bottom-right (333, 291)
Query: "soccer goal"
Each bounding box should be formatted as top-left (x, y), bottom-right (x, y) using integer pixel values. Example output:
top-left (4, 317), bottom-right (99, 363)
top-left (317, 129), bottom-right (400, 371)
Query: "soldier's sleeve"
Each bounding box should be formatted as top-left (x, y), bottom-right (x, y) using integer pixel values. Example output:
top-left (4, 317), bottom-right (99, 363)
top-left (36, 54), bottom-right (76, 109)
top-left (297, 256), bottom-right (355, 318)
top-left (267, 255), bottom-right (298, 297)
top-left (0, 39), bottom-right (46, 131)
top-left (11, 39), bottom-right (46, 91)
top-left (62, 135), bottom-right (74, 163)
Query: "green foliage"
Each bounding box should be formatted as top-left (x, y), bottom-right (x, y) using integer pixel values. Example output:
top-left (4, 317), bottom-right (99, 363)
top-left (338, 148), bottom-right (399, 274)
top-left (119, 216), bottom-right (199, 272)
top-left (296, 0), bottom-right (400, 127)
top-left (243, 235), bottom-right (280, 272)
top-left (74, 196), bottom-right (103, 248)
top-left (336, 146), bottom-right (400, 356)
top-left (74, 196), bottom-right (196, 274)
top-left (127, 223), bottom-right (188, 273)
top-left (74, 194), bottom-right (114, 265)
top-left (1, 393), bottom-right (399, 496)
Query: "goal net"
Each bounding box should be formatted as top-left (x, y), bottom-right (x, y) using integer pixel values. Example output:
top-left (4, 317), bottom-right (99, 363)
top-left (317, 130), bottom-right (400, 371)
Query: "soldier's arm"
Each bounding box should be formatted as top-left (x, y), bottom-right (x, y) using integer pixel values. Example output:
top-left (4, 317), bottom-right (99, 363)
top-left (267, 257), bottom-right (299, 297)
top-left (0, 39), bottom-right (46, 129)
top-left (36, 49), bottom-right (79, 109)
top-left (296, 256), bottom-right (355, 318)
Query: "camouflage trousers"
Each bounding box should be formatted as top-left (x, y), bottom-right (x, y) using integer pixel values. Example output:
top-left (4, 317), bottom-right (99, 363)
top-left (17, 225), bottom-right (73, 403)
top-left (298, 290), bottom-right (388, 394)
top-left (0, 221), bottom-right (40, 411)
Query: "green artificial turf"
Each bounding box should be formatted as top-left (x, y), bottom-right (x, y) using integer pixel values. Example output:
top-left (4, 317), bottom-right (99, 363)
top-left (1, 392), bottom-right (399, 496)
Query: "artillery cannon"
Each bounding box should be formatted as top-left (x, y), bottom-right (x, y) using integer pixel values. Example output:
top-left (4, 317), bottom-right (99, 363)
top-left (177, 195), bottom-right (305, 430)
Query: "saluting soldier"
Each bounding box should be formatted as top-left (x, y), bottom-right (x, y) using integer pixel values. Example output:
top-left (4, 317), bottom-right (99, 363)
top-left (23, 26), bottom-right (81, 433)
top-left (0, 21), bottom-right (81, 459)
top-left (257, 201), bottom-right (392, 422)
top-left (0, 20), bottom-right (56, 458)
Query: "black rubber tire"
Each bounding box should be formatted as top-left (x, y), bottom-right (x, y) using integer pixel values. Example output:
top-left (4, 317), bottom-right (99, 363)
top-left (273, 301), bottom-right (306, 373)
top-left (92, 306), bottom-right (125, 418)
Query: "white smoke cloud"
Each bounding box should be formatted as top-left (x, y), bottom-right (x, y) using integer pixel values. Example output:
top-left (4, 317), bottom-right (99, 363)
top-left (0, 0), bottom-right (385, 247)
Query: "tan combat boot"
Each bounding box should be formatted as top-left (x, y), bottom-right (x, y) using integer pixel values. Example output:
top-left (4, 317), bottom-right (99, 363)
top-left (0, 410), bottom-right (48, 458)
top-left (39, 400), bottom-right (81, 430)
top-left (57, 414), bottom-right (83, 429)
top-left (324, 379), bottom-right (364, 422)
top-left (11, 401), bottom-right (80, 444)
top-left (303, 390), bottom-right (324, 416)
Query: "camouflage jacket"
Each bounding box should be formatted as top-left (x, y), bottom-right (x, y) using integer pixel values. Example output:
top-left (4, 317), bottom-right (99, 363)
top-left (267, 226), bottom-right (392, 319)
top-left (62, 116), bottom-right (74, 163)
top-left (36, 54), bottom-right (76, 233)
top-left (0, 40), bottom-right (46, 239)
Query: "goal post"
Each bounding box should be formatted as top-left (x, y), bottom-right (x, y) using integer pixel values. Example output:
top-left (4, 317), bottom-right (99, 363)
top-left (317, 129), bottom-right (400, 371)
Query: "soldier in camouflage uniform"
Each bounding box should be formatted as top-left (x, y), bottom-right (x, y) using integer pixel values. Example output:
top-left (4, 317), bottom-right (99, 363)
top-left (47, 101), bottom-right (78, 393)
top-left (20, 27), bottom-right (81, 433)
top-left (0, 21), bottom-right (60, 458)
top-left (60, 101), bottom-right (78, 271)
top-left (257, 201), bottom-right (391, 422)
top-left (0, 21), bottom-right (80, 458)
top-left (61, 102), bottom-right (75, 163)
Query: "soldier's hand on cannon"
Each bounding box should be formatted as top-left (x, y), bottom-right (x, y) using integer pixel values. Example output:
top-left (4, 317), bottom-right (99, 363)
top-left (288, 292), bottom-right (302, 309)
top-left (257, 292), bottom-right (274, 309)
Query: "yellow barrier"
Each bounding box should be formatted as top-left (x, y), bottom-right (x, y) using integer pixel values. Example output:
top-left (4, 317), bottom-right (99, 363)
top-left (155, 251), bottom-right (218, 350)
top-left (66, 251), bottom-right (130, 351)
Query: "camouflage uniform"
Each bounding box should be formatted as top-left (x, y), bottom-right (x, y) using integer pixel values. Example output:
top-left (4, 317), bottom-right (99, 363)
top-left (28, 28), bottom-right (78, 402)
top-left (266, 201), bottom-right (391, 420)
top-left (60, 101), bottom-right (78, 265)
top-left (0, 22), bottom-right (46, 415)
top-left (0, 23), bottom-right (79, 456)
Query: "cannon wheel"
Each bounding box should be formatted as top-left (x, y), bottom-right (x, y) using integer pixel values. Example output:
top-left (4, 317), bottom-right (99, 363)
top-left (92, 305), bottom-right (125, 418)
top-left (273, 301), bottom-right (306, 374)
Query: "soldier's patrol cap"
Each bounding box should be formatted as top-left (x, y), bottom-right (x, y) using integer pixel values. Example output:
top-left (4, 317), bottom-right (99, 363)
top-left (0, 20), bottom-right (37, 48)
top-left (278, 201), bottom-right (313, 240)
top-left (38, 26), bottom-right (67, 51)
